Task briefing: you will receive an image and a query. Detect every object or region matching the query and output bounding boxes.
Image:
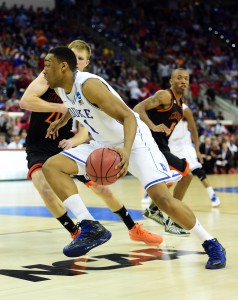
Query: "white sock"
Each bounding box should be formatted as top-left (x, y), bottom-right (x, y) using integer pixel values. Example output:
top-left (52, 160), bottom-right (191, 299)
top-left (64, 194), bottom-right (95, 222)
top-left (206, 186), bottom-right (215, 198)
top-left (189, 218), bottom-right (214, 243)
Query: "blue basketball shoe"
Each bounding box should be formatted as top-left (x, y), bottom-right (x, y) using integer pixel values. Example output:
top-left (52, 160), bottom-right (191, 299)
top-left (211, 194), bottom-right (220, 208)
top-left (202, 238), bottom-right (226, 269)
top-left (63, 220), bottom-right (112, 257)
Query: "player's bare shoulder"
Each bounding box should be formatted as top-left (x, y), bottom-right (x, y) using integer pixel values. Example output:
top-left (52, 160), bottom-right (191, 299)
top-left (153, 89), bottom-right (172, 107)
top-left (82, 78), bottom-right (105, 105)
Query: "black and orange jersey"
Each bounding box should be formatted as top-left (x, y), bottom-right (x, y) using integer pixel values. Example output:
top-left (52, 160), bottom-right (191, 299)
top-left (26, 87), bottom-right (74, 155)
top-left (147, 89), bottom-right (183, 149)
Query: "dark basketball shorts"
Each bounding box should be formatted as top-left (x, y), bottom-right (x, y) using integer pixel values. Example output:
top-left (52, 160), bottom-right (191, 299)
top-left (26, 150), bottom-right (52, 179)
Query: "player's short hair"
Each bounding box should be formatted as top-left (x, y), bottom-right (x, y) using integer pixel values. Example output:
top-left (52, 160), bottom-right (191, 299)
top-left (171, 68), bottom-right (189, 79)
top-left (68, 40), bottom-right (91, 60)
top-left (48, 46), bottom-right (77, 72)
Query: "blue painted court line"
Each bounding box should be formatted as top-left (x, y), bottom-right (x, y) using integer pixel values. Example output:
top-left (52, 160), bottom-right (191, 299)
top-left (0, 206), bottom-right (144, 221)
top-left (214, 187), bottom-right (238, 194)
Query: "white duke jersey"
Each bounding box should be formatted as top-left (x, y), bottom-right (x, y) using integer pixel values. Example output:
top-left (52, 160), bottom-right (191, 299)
top-left (57, 71), bottom-right (183, 188)
top-left (56, 71), bottom-right (139, 146)
top-left (169, 103), bottom-right (202, 171)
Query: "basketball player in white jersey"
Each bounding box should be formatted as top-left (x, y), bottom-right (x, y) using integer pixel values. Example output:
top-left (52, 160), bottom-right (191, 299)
top-left (42, 46), bottom-right (226, 269)
top-left (20, 40), bottom-right (163, 257)
top-left (168, 103), bottom-right (220, 207)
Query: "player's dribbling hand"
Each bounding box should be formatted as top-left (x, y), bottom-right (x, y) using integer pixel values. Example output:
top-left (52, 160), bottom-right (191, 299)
top-left (110, 147), bottom-right (130, 178)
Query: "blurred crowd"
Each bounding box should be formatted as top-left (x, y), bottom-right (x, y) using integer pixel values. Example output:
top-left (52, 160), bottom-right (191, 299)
top-left (0, 1), bottom-right (237, 172)
top-left (198, 122), bottom-right (238, 174)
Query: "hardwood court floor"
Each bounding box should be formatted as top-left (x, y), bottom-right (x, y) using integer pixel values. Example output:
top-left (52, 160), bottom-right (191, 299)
top-left (0, 174), bottom-right (238, 300)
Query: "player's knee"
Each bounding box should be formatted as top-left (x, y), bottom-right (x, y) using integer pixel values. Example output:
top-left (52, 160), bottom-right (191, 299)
top-left (192, 168), bottom-right (206, 181)
top-left (42, 161), bottom-right (50, 177)
top-left (42, 157), bottom-right (57, 177)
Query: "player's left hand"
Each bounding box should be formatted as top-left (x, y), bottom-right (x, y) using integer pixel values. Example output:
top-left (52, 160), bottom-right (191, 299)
top-left (58, 138), bottom-right (74, 150)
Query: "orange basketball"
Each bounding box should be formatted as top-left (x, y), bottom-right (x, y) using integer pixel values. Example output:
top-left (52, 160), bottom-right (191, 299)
top-left (86, 148), bottom-right (122, 185)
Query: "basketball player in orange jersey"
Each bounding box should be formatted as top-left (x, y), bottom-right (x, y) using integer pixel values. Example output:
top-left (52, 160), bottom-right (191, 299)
top-left (42, 47), bottom-right (225, 269)
top-left (134, 69), bottom-right (193, 236)
top-left (19, 40), bottom-right (163, 255)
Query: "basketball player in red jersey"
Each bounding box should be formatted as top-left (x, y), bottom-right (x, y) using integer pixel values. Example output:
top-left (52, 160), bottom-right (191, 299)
top-left (20, 40), bottom-right (163, 256)
top-left (134, 68), bottom-right (193, 236)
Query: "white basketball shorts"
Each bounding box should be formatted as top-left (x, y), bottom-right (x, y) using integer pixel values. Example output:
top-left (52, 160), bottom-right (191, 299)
top-left (62, 118), bottom-right (182, 190)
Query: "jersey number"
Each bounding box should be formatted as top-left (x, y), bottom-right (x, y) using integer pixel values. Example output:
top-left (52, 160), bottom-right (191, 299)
top-left (44, 112), bottom-right (62, 124)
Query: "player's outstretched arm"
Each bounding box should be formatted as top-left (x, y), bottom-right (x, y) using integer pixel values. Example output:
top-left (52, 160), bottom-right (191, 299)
top-left (19, 72), bottom-right (67, 113)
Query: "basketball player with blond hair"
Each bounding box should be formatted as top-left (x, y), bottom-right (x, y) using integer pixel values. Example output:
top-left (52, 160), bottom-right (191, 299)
top-left (20, 40), bottom-right (163, 258)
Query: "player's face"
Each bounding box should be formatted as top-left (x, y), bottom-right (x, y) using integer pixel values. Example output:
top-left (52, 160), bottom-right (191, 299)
top-left (170, 70), bottom-right (189, 94)
top-left (71, 48), bottom-right (90, 71)
top-left (43, 54), bottom-right (63, 88)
